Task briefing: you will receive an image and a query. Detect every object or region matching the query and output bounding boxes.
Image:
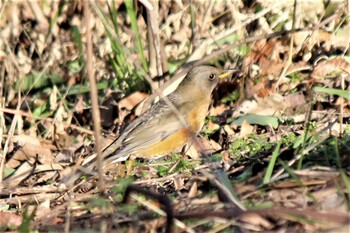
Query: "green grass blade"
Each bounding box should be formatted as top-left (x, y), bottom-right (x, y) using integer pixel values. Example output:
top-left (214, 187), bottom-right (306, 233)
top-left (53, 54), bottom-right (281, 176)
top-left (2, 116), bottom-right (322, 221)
top-left (71, 25), bottom-right (85, 68)
top-left (230, 114), bottom-right (280, 128)
top-left (107, 0), bottom-right (120, 35)
top-left (125, 0), bottom-right (148, 72)
top-left (297, 102), bottom-right (314, 169)
top-left (314, 86), bottom-right (350, 99)
top-left (340, 170), bottom-right (350, 209)
top-left (214, 170), bottom-right (246, 210)
top-left (263, 140), bottom-right (282, 184)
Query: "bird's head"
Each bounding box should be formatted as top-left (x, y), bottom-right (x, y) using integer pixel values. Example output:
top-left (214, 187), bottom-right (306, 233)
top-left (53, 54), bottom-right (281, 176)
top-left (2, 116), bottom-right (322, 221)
top-left (178, 65), bottom-right (236, 96)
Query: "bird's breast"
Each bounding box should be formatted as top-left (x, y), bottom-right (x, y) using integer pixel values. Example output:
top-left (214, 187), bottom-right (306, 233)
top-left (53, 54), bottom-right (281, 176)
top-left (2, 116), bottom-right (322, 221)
top-left (135, 128), bottom-right (191, 158)
top-left (186, 101), bottom-right (210, 134)
top-left (133, 101), bottom-right (210, 158)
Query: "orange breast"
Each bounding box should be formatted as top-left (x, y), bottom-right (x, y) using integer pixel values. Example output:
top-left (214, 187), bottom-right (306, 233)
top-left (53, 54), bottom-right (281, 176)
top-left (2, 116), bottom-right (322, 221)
top-left (187, 102), bottom-right (210, 133)
top-left (135, 102), bottom-right (210, 158)
top-left (136, 128), bottom-right (192, 158)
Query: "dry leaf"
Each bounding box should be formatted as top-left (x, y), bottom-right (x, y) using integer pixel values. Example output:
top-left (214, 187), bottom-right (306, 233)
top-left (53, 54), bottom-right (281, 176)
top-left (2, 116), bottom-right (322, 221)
top-left (207, 120), bottom-right (220, 131)
top-left (239, 120), bottom-right (255, 138)
top-left (74, 95), bottom-right (85, 114)
top-left (186, 143), bottom-right (200, 159)
top-left (210, 104), bottom-right (228, 116)
top-left (0, 212), bottom-right (22, 229)
top-left (188, 181), bottom-right (198, 198)
top-left (173, 177), bottom-right (185, 191)
top-left (223, 125), bottom-right (235, 136)
top-left (233, 94), bottom-right (286, 117)
top-left (118, 92), bottom-right (149, 111)
top-left (239, 212), bottom-right (273, 229)
top-left (311, 57), bottom-right (350, 79)
top-left (12, 135), bottom-right (41, 146)
top-left (191, 137), bottom-right (222, 156)
top-left (36, 200), bottom-right (51, 219)
top-left (6, 162), bottom-right (33, 186)
top-left (9, 138), bottom-right (54, 166)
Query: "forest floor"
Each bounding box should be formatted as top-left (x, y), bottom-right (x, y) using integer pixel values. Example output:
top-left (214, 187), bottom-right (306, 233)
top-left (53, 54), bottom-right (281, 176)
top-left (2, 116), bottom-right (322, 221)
top-left (0, 1), bottom-right (349, 232)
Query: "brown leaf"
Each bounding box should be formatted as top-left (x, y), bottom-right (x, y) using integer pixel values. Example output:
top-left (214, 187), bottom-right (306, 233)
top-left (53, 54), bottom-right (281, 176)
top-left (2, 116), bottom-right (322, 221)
top-left (74, 95), bottom-right (85, 114)
top-left (186, 143), bottom-right (200, 159)
top-left (239, 120), bottom-right (255, 138)
top-left (283, 92), bottom-right (307, 107)
top-left (238, 212), bottom-right (273, 229)
top-left (245, 78), bottom-right (272, 98)
top-left (191, 137), bottom-right (222, 156)
top-left (118, 92), bottom-right (148, 111)
top-left (12, 135), bottom-right (41, 146)
top-left (311, 57), bottom-right (350, 79)
top-left (188, 181), bottom-right (198, 198)
top-left (36, 200), bottom-right (51, 219)
top-left (223, 125), bottom-right (235, 136)
top-left (207, 120), bottom-right (219, 131)
top-left (9, 136), bottom-right (54, 166)
top-left (0, 212), bottom-right (22, 228)
top-left (209, 104), bottom-right (228, 116)
top-left (233, 94), bottom-right (288, 118)
top-left (294, 30), bottom-right (331, 51)
top-left (295, 28), bottom-right (350, 51)
top-left (55, 142), bottom-right (84, 163)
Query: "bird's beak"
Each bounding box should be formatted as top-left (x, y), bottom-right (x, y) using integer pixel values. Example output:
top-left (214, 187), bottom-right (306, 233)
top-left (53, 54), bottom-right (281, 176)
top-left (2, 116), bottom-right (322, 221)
top-left (218, 68), bottom-right (237, 79)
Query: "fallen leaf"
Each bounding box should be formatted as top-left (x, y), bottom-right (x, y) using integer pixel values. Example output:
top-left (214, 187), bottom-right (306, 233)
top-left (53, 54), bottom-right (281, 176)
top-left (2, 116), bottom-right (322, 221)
top-left (223, 124), bottom-right (235, 136)
top-left (191, 137), bottom-right (222, 156)
top-left (74, 95), bottom-right (85, 114)
top-left (118, 92), bottom-right (149, 111)
top-left (207, 120), bottom-right (220, 131)
top-left (9, 142), bottom-right (54, 166)
top-left (36, 200), bottom-right (51, 219)
top-left (231, 114), bottom-right (280, 129)
top-left (239, 212), bottom-right (273, 229)
top-left (188, 181), bottom-right (198, 198)
top-left (12, 135), bottom-right (41, 146)
top-left (239, 120), bottom-right (255, 138)
top-left (186, 143), bottom-right (200, 159)
top-left (233, 93), bottom-right (307, 119)
top-left (0, 212), bottom-right (22, 229)
top-left (311, 57), bottom-right (350, 79)
top-left (209, 104), bottom-right (228, 116)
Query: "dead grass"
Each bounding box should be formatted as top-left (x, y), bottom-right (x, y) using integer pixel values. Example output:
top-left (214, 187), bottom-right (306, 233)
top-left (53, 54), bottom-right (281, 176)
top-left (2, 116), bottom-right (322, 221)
top-left (0, 1), bottom-right (349, 232)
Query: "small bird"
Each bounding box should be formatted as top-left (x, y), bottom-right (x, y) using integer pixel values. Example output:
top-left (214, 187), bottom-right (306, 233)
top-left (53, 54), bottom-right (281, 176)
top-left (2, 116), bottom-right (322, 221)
top-left (64, 66), bottom-right (235, 183)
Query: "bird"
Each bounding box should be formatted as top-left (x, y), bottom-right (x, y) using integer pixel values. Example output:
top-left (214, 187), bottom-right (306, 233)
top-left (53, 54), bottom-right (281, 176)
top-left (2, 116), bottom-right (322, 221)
top-left (63, 65), bottom-right (235, 183)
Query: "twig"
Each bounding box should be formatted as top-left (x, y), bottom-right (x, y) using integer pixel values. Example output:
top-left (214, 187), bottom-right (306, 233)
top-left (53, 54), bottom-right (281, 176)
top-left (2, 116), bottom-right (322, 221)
top-left (124, 185), bottom-right (195, 233)
top-left (27, 1), bottom-right (49, 30)
top-left (84, 0), bottom-right (105, 192)
top-left (0, 107), bottom-right (95, 135)
top-left (144, 0), bottom-right (168, 78)
top-left (275, 0), bottom-right (297, 89)
top-left (0, 86), bottom-right (21, 183)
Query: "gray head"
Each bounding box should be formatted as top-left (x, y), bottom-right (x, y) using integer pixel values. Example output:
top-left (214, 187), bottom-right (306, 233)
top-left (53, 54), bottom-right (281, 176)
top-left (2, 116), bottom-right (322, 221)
top-left (177, 65), bottom-right (234, 94)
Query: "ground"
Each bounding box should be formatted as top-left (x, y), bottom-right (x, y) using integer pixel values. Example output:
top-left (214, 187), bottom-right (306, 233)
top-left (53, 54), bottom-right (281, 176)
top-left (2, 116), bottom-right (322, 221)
top-left (0, 1), bottom-right (349, 232)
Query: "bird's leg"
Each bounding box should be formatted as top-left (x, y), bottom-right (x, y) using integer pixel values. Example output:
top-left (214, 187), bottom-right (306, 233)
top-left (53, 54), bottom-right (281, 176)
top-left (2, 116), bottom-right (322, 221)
top-left (126, 155), bottom-right (136, 176)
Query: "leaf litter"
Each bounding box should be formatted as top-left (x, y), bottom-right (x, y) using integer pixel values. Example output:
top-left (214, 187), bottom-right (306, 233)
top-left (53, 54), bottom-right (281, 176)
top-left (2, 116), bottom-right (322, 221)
top-left (0, 1), bottom-right (350, 232)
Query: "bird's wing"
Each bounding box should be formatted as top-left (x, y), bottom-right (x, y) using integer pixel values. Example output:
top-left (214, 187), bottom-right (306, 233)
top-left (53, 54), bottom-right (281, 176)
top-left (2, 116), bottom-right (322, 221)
top-left (121, 105), bottom-right (187, 151)
top-left (103, 98), bottom-right (191, 162)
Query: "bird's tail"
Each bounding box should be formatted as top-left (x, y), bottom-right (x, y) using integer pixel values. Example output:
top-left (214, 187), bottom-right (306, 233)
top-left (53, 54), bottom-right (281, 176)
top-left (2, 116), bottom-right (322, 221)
top-left (60, 153), bottom-right (98, 185)
top-left (60, 150), bottom-right (130, 186)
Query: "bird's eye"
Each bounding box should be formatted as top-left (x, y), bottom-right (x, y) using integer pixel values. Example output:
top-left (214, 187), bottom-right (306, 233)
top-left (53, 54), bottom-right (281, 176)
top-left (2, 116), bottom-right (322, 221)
top-left (208, 74), bottom-right (216, 80)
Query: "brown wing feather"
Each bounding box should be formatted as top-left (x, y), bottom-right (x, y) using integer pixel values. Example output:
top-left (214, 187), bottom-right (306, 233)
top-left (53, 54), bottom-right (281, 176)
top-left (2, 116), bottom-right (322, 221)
top-left (103, 94), bottom-right (187, 162)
